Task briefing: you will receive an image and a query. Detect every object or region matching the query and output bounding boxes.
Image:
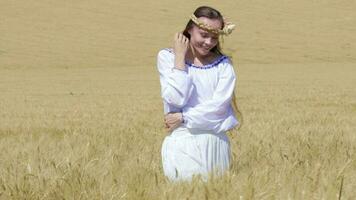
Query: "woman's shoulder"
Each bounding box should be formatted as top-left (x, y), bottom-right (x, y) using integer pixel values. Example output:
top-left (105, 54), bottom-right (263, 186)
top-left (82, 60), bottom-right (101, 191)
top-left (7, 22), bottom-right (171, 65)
top-left (217, 53), bottom-right (233, 68)
top-left (219, 55), bottom-right (236, 77)
top-left (210, 53), bottom-right (235, 75)
top-left (216, 52), bottom-right (232, 62)
top-left (206, 53), bottom-right (232, 69)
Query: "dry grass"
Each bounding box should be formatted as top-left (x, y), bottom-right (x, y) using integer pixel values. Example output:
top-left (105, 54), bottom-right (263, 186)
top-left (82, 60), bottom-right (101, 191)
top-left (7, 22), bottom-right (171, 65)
top-left (1, 0), bottom-right (356, 199)
top-left (0, 63), bottom-right (355, 199)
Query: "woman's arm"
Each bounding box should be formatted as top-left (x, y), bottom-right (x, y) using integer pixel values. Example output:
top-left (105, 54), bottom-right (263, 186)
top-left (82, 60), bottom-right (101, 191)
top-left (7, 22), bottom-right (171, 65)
top-left (181, 61), bottom-right (238, 133)
top-left (157, 49), bottom-right (193, 108)
top-left (157, 33), bottom-right (192, 108)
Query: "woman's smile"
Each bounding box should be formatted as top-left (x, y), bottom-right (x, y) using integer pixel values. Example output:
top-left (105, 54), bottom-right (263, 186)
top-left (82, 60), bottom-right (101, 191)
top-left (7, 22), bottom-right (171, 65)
top-left (195, 44), bottom-right (211, 54)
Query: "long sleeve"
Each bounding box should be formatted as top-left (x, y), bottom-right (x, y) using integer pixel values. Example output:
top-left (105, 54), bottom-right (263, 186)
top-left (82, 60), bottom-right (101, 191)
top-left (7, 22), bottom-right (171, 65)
top-left (157, 49), bottom-right (193, 108)
top-left (182, 61), bottom-right (239, 133)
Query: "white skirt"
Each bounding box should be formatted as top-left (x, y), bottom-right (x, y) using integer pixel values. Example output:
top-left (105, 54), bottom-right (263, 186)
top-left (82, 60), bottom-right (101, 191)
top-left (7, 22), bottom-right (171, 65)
top-left (161, 125), bottom-right (231, 182)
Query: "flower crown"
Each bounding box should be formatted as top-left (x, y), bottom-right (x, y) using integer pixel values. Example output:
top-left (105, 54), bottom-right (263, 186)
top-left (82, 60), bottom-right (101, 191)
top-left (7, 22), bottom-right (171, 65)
top-left (190, 14), bottom-right (236, 36)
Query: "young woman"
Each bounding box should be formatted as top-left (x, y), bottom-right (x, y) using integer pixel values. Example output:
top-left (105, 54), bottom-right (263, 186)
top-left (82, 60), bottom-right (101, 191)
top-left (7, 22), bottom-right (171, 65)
top-left (156, 6), bottom-right (240, 181)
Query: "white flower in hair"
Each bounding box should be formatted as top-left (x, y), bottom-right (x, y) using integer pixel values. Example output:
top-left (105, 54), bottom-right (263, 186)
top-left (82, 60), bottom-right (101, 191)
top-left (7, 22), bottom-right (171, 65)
top-left (222, 19), bottom-right (236, 35)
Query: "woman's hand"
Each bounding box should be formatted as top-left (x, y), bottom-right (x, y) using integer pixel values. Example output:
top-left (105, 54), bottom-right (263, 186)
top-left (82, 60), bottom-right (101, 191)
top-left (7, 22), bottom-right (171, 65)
top-left (173, 32), bottom-right (189, 70)
top-left (164, 112), bottom-right (183, 132)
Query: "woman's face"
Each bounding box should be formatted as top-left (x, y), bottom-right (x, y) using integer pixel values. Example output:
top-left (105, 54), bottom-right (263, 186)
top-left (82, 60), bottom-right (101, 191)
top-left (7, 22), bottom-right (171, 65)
top-left (188, 17), bottom-right (223, 57)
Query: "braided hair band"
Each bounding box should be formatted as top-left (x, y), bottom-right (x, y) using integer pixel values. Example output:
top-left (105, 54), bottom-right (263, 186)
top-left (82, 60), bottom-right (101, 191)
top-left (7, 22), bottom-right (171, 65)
top-left (189, 14), bottom-right (236, 48)
top-left (189, 14), bottom-right (236, 36)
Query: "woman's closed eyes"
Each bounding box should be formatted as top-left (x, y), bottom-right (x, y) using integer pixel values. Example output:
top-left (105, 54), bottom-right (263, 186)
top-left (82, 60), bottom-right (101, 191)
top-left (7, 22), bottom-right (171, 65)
top-left (200, 32), bottom-right (219, 40)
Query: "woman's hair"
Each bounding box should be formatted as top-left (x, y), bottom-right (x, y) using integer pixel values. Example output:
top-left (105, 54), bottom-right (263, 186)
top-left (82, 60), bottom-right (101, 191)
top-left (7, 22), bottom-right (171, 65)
top-left (183, 6), bottom-right (243, 130)
top-left (182, 6), bottom-right (224, 56)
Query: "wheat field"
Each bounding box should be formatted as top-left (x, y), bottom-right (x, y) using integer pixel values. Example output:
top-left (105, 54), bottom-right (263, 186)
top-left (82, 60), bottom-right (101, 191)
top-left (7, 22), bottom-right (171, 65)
top-left (1, 0), bottom-right (356, 199)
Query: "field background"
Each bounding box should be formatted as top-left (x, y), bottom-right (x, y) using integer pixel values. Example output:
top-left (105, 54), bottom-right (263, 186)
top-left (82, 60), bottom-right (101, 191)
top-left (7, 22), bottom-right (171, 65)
top-left (1, 0), bottom-right (355, 199)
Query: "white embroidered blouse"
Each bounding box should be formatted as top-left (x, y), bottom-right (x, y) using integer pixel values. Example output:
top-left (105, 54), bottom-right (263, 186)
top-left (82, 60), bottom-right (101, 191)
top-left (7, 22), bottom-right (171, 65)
top-left (157, 48), bottom-right (239, 134)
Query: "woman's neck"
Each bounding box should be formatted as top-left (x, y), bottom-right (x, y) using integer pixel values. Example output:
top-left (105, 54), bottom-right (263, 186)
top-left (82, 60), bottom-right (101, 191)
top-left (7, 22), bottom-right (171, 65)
top-left (186, 45), bottom-right (217, 66)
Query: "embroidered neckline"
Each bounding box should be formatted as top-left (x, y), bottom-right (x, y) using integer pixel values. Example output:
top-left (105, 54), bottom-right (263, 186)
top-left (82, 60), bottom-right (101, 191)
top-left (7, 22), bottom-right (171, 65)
top-left (163, 48), bottom-right (228, 69)
top-left (186, 56), bottom-right (228, 69)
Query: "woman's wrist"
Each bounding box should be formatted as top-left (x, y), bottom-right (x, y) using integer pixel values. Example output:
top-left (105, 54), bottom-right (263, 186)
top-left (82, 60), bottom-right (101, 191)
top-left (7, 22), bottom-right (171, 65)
top-left (174, 56), bottom-right (185, 70)
top-left (174, 63), bottom-right (186, 70)
top-left (173, 66), bottom-right (186, 71)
